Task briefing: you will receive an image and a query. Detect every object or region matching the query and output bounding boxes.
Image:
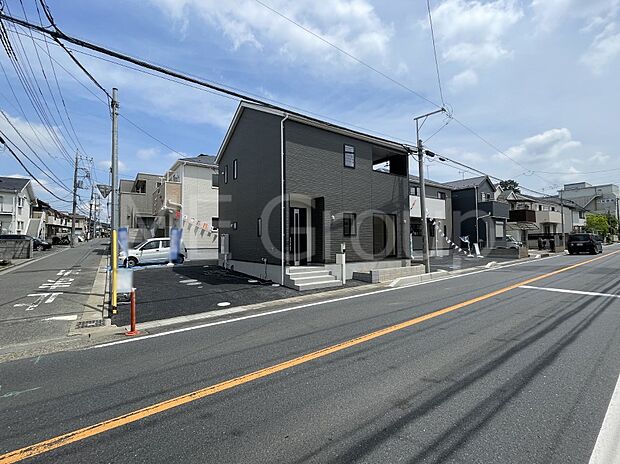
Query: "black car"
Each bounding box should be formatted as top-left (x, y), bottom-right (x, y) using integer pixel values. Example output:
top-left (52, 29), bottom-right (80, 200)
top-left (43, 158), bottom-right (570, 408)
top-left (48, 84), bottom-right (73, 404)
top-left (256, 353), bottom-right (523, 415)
top-left (567, 233), bottom-right (603, 255)
top-left (0, 234), bottom-right (52, 251)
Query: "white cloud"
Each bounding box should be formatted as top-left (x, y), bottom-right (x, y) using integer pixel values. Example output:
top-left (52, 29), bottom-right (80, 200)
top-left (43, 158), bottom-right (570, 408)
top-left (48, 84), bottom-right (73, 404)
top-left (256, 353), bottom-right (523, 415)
top-left (149, 0), bottom-right (397, 68)
top-left (136, 148), bottom-right (158, 160)
top-left (580, 23), bottom-right (620, 73)
top-left (449, 69), bottom-right (479, 91)
top-left (97, 159), bottom-right (128, 173)
top-left (430, 0), bottom-right (523, 67)
top-left (0, 111), bottom-right (63, 158)
top-left (531, 0), bottom-right (619, 33)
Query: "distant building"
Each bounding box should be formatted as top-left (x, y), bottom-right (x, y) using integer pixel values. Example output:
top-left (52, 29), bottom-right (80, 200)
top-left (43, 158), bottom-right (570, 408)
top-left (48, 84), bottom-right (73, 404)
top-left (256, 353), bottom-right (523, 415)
top-left (444, 176), bottom-right (510, 250)
top-left (558, 182), bottom-right (620, 218)
top-left (0, 176), bottom-right (35, 235)
top-left (119, 173), bottom-right (161, 245)
top-left (153, 154), bottom-right (219, 260)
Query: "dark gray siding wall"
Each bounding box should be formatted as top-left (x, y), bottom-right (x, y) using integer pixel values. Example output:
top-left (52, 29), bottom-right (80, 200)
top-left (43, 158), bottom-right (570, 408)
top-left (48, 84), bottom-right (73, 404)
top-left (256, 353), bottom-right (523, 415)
top-left (285, 121), bottom-right (409, 263)
top-left (451, 188), bottom-right (476, 244)
top-left (219, 109), bottom-right (283, 264)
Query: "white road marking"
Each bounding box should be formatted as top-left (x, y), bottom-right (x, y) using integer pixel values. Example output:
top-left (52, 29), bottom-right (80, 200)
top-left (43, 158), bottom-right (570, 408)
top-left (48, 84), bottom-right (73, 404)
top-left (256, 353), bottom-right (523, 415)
top-left (179, 279), bottom-right (198, 284)
top-left (25, 294), bottom-right (48, 311)
top-left (89, 252), bottom-right (609, 350)
top-left (519, 285), bottom-right (620, 299)
top-left (186, 282), bottom-right (202, 286)
top-left (589, 370), bottom-right (620, 463)
top-left (45, 292), bottom-right (62, 303)
top-left (43, 314), bottom-right (78, 321)
top-left (217, 302), bottom-right (231, 307)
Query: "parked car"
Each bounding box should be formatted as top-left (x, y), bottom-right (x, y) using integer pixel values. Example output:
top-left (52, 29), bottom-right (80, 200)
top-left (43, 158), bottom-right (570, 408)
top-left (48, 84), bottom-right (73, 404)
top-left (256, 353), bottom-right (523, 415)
top-left (0, 234), bottom-right (52, 251)
top-left (567, 233), bottom-right (603, 255)
top-left (119, 237), bottom-right (186, 267)
top-left (51, 235), bottom-right (71, 245)
top-left (505, 235), bottom-right (522, 249)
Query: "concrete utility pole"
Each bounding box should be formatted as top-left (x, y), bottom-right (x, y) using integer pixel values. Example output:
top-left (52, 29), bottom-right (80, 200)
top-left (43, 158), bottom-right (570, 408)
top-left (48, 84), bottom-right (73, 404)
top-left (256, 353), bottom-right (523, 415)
top-left (70, 150), bottom-right (79, 248)
top-left (560, 189), bottom-right (565, 244)
top-left (414, 108), bottom-right (446, 274)
top-left (88, 182), bottom-right (95, 240)
top-left (110, 87), bottom-right (119, 314)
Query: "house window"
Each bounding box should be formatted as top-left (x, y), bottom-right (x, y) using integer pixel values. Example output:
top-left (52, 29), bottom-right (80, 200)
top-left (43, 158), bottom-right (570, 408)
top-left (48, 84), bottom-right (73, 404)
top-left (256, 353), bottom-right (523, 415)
top-left (495, 221), bottom-right (504, 239)
top-left (233, 159), bottom-right (238, 179)
top-left (343, 213), bottom-right (356, 236)
top-left (437, 191), bottom-right (446, 200)
top-left (343, 145), bottom-right (355, 168)
top-left (410, 187), bottom-right (419, 196)
top-left (444, 225), bottom-right (447, 237)
top-left (257, 218), bottom-right (262, 237)
top-left (481, 192), bottom-right (491, 201)
top-left (212, 172), bottom-right (219, 188)
top-left (0, 195), bottom-right (3, 211)
top-left (232, 221), bottom-right (238, 230)
top-left (224, 165), bottom-right (229, 184)
top-left (17, 221), bottom-right (24, 233)
top-left (17, 197), bottom-right (24, 207)
top-left (212, 217), bottom-right (219, 231)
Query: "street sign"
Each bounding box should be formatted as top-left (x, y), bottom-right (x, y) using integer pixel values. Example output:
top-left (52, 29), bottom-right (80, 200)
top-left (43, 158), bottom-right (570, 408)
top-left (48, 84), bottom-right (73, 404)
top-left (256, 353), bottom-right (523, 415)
top-left (117, 268), bottom-right (134, 293)
top-left (97, 184), bottom-right (112, 198)
top-left (118, 227), bottom-right (129, 262)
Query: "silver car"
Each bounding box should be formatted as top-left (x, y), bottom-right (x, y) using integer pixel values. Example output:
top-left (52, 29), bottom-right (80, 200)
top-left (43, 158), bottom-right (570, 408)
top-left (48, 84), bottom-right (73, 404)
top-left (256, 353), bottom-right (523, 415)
top-left (119, 238), bottom-right (185, 267)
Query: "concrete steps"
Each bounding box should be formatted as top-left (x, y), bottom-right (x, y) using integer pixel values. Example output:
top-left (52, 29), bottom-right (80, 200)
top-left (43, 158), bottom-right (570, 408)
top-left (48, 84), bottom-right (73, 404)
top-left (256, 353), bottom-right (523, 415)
top-left (285, 266), bottom-right (342, 291)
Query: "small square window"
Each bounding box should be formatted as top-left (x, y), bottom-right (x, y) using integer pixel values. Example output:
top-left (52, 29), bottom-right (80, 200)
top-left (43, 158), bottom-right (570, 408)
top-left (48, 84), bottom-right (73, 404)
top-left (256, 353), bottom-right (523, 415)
top-left (233, 159), bottom-right (238, 180)
top-left (437, 191), bottom-right (446, 200)
top-left (343, 144), bottom-right (355, 168)
top-left (343, 213), bottom-right (356, 236)
top-left (410, 187), bottom-right (419, 196)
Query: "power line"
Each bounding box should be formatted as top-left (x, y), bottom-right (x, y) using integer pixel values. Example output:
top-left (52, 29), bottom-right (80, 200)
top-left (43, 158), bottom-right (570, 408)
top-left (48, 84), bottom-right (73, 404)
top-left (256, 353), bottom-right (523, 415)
top-left (426, 0), bottom-right (445, 107)
top-left (0, 132), bottom-right (72, 202)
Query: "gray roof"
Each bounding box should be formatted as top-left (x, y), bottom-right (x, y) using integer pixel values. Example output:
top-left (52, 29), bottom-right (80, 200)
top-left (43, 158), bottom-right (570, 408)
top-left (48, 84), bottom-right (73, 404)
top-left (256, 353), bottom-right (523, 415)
top-left (180, 154), bottom-right (217, 166)
top-left (443, 176), bottom-right (489, 190)
top-left (408, 175), bottom-right (453, 190)
top-left (0, 176), bottom-right (30, 192)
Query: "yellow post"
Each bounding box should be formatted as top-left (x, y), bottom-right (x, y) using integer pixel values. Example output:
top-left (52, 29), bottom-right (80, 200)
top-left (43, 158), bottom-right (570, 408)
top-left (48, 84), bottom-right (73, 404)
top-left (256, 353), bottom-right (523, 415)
top-left (111, 229), bottom-right (118, 313)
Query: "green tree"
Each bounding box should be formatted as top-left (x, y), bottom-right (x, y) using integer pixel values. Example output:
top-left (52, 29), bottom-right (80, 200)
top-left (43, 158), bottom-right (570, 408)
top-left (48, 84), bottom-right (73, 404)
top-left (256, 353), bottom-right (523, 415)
top-left (606, 212), bottom-right (618, 235)
top-left (499, 179), bottom-right (520, 193)
top-left (585, 213), bottom-right (610, 236)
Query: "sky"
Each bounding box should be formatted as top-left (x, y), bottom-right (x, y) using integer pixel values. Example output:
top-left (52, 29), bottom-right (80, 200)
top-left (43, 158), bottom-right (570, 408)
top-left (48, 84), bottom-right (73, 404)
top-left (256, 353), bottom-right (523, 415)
top-left (1, 0), bottom-right (619, 214)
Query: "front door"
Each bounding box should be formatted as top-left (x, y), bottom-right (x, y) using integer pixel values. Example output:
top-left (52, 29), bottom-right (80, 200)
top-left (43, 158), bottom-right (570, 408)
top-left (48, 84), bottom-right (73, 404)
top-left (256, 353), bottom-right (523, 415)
top-left (290, 207), bottom-right (307, 266)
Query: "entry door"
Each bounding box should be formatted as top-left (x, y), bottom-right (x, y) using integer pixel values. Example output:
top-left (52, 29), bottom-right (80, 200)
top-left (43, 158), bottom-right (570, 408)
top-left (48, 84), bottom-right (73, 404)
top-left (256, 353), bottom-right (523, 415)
top-left (290, 207), bottom-right (307, 266)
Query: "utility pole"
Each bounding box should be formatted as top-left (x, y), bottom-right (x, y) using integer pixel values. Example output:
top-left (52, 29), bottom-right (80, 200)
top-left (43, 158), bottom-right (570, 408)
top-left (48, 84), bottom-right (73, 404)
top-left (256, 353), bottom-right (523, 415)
top-left (414, 108), bottom-right (446, 273)
top-left (70, 150), bottom-right (79, 248)
top-left (88, 181), bottom-right (95, 240)
top-left (110, 88), bottom-right (119, 314)
top-left (560, 188), bottom-right (565, 244)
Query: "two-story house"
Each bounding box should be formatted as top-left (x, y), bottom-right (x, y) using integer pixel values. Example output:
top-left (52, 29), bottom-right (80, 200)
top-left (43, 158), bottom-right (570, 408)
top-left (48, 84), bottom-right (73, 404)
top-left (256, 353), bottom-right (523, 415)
top-left (409, 175), bottom-right (453, 257)
top-left (445, 176), bottom-right (510, 250)
top-left (0, 176), bottom-right (35, 235)
top-left (216, 101), bottom-right (411, 290)
top-left (119, 173), bottom-right (161, 245)
top-left (153, 154), bottom-right (219, 259)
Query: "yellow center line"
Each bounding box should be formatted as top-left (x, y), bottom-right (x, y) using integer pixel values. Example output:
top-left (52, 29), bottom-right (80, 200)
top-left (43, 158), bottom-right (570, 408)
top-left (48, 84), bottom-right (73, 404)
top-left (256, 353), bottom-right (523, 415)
top-left (2, 250), bottom-right (619, 463)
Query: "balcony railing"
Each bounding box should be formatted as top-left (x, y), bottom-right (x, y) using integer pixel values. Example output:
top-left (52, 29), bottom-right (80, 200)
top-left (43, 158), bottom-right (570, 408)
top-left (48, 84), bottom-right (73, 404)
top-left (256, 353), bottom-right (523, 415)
top-left (153, 181), bottom-right (182, 214)
top-left (479, 200), bottom-right (509, 219)
top-left (509, 209), bottom-right (537, 223)
top-left (537, 210), bottom-right (562, 224)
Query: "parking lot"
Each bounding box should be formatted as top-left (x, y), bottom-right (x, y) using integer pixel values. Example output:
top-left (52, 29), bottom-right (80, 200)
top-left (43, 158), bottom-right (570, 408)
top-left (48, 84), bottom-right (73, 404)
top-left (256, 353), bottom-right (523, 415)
top-left (112, 260), bottom-right (366, 326)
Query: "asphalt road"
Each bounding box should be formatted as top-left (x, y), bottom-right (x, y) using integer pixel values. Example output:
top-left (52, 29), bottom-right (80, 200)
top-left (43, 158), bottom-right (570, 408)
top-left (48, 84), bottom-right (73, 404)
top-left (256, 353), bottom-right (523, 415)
top-left (0, 240), bottom-right (105, 352)
top-left (1, 247), bottom-right (620, 463)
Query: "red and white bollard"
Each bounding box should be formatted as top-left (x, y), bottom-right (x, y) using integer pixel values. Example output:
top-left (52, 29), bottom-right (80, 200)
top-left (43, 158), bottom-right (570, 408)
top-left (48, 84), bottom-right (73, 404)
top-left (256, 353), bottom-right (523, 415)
top-left (125, 288), bottom-right (140, 336)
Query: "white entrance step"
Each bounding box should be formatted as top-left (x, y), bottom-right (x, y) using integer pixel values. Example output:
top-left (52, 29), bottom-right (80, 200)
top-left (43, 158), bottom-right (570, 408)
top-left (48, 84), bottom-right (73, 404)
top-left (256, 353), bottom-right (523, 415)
top-left (285, 266), bottom-right (342, 291)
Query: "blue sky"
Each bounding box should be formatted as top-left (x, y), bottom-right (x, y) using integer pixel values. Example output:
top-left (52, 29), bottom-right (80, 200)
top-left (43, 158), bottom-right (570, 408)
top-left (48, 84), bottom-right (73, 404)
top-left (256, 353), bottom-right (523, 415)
top-left (1, 0), bottom-right (619, 214)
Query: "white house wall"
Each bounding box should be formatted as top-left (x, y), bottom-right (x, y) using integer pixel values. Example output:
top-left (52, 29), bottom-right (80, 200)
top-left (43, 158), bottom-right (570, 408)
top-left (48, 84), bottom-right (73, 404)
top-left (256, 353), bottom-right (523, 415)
top-left (180, 164), bottom-right (219, 260)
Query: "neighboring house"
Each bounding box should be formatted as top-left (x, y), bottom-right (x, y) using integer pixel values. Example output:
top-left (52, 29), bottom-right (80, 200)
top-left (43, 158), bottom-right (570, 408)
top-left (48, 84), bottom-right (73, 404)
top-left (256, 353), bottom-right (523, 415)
top-left (0, 176), bottom-right (35, 235)
top-left (558, 182), bottom-right (620, 218)
top-left (409, 175), bottom-right (453, 257)
top-left (445, 176), bottom-right (509, 250)
top-left (119, 173), bottom-right (161, 245)
top-left (31, 200), bottom-right (72, 239)
top-left (153, 154), bottom-right (219, 260)
top-left (216, 101), bottom-right (411, 289)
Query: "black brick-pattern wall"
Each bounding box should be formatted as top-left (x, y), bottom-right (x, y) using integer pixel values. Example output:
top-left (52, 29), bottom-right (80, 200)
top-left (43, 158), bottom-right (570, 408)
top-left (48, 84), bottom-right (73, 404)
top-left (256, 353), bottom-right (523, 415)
top-left (285, 120), bottom-right (409, 263)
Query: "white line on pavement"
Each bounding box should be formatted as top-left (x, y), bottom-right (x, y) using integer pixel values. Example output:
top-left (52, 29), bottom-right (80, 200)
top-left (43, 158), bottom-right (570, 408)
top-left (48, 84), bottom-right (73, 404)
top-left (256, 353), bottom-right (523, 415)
top-left (589, 369), bottom-right (620, 463)
top-left (43, 315), bottom-right (78, 321)
top-left (519, 285), bottom-right (620, 299)
top-left (90, 253), bottom-right (571, 350)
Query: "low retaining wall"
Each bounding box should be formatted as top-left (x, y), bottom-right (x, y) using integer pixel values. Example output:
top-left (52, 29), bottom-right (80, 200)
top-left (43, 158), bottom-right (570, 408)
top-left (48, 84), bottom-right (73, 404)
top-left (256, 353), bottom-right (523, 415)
top-left (353, 264), bottom-right (426, 284)
top-left (0, 239), bottom-right (33, 260)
